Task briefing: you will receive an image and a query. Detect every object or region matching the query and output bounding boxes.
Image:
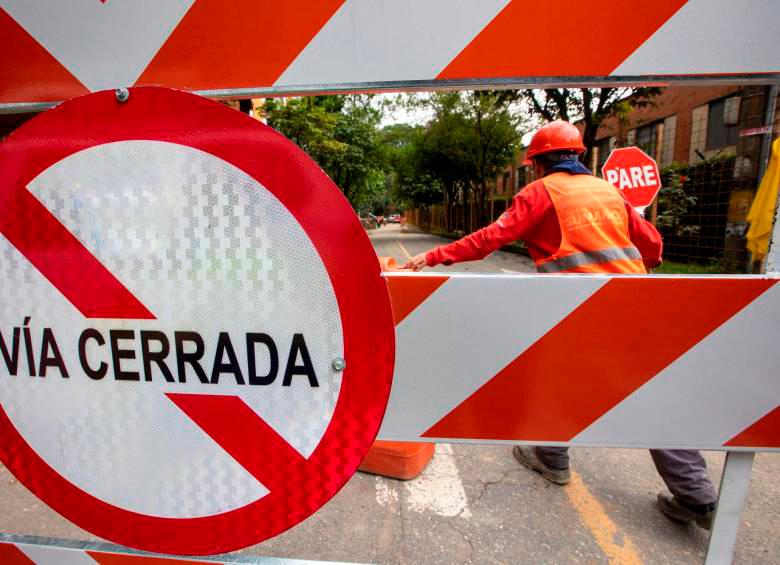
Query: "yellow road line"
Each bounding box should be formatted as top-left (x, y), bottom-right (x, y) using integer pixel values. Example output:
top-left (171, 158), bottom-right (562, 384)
top-left (566, 471), bottom-right (643, 565)
top-left (397, 241), bottom-right (412, 260)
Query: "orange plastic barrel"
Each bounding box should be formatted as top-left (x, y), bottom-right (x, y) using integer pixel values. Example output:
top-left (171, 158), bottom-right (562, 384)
top-left (359, 440), bottom-right (435, 480)
top-left (358, 256), bottom-right (436, 480)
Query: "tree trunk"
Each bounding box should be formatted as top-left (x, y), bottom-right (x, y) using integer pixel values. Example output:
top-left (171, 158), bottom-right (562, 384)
top-left (477, 182), bottom-right (488, 228)
top-left (581, 123), bottom-right (598, 170)
top-left (463, 187), bottom-right (470, 233)
top-left (444, 182), bottom-right (456, 232)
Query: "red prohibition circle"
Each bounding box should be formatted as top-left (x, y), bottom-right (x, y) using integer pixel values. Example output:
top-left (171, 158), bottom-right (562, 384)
top-left (0, 87), bottom-right (395, 555)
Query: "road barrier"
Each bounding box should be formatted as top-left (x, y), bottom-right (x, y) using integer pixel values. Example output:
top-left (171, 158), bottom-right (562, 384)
top-left (378, 274), bottom-right (780, 450)
top-left (358, 257), bottom-right (437, 481)
top-left (1, 2), bottom-right (779, 564)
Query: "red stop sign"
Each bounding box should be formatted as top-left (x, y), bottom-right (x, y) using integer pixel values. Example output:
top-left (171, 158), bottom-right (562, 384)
top-left (602, 147), bottom-right (661, 208)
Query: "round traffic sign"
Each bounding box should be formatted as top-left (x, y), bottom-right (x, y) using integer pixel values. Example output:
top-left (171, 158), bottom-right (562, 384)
top-left (601, 146), bottom-right (662, 209)
top-left (0, 88), bottom-right (395, 555)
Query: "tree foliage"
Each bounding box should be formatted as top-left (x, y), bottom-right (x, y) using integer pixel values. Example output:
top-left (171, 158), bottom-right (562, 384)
top-left (394, 91), bottom-right (523, 230)
top-left (509, 88), bottom-right (662, 166)
top-left (381, 124), bottom-right (443, 209)
top-left (264, 95), bottom-right (387, 208)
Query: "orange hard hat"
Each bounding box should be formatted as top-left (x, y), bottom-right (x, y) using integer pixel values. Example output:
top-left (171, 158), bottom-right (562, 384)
top-left (523, 120), bottom-right (585, 165)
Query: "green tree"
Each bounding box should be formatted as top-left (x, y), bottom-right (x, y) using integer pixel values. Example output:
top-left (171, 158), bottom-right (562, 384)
top-left (409, 91), bottom-right (523, 230)
top-left (511, 88), bottom-right (662, 167)
top-left (458, 91), bottom-right (522, 228)
top-left (263, 96), bottom-right (341, 159)
top-left (265, 95), bottom-right (388, 209)
top-left (381, 124), bottom-right (443, 211)
top-left (418, 94), bottom-right (471, 230)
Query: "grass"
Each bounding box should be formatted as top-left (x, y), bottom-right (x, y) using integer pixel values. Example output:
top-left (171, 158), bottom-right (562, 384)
top-left (652, 261), bottom-right (725, 274)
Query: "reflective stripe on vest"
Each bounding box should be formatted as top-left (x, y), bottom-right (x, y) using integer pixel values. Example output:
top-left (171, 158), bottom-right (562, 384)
top-left (537, 246), bottom-right (642, 273)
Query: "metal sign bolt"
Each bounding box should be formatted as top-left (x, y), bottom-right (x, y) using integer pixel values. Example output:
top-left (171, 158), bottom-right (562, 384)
top-left (115, 88), bottom-right (130, 103)
top-left (332, 357), bottom-right (346, 372)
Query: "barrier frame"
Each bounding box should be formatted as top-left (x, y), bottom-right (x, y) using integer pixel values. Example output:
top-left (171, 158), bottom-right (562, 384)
top-left (2, 3), bottom-right (780, 563)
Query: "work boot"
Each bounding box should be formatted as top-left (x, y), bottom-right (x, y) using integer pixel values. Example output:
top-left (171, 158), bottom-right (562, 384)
top-left (512, 446), bottom-right (571, 485)
top-left (656, 493), bottom-right (715, 530)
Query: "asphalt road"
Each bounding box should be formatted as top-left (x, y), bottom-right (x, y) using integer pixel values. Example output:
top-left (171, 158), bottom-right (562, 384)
top-left (1, 224), bottom-right (778, 564)
top-left (369, 223), bottom-right (536, 274)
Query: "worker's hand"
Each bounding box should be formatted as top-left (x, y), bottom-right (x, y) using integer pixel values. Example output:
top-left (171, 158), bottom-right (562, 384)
top-left (404, 253), bottom-right (428, 271)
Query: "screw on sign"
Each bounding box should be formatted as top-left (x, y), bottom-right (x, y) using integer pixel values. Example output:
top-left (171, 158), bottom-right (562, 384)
top-left (601, 147), bottom-right (662, 211)
top-left (0, 88), bottom-right (395, 555)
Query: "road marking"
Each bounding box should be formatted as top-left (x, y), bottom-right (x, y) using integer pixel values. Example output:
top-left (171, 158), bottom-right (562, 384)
top-left (398, 241), bottom-right (413, 260)
top-left (374, 444), bottom-right (471, 518)
top-left (404, 444), bottom-right (471, 518)
top-left (500, 268), bottom-right (518, 274)
top-left (566, 471), bottom-right (642, 564)
top-left (374, 476), bottom-right (399, 507)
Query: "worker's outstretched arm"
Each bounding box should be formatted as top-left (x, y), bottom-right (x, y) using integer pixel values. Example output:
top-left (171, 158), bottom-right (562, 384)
top-left (405, 190), bottom-right (536, 270)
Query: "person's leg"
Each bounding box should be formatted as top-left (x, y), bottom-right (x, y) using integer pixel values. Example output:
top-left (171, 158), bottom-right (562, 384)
top-left (651, 449), bottom-right (717, 529)
top-left (535, 447), bottom-right (570, 470)
top-left (513, 446), bottom-right (571, 485)
top-left (651, 449), bottom-right (717, 505)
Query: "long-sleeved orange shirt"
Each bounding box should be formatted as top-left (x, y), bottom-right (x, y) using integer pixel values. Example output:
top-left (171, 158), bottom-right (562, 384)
top-left (426, 175), bottom-right (663, 270)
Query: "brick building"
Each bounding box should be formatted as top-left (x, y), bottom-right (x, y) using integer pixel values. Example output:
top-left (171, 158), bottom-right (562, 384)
top-left (589, 85), bottom-right (742, 173)
top-left (494, 85), bottom-right (747, 201)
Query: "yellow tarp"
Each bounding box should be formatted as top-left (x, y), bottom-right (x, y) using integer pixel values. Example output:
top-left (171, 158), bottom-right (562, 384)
top-left (746, 137), bottom-right (780, 262)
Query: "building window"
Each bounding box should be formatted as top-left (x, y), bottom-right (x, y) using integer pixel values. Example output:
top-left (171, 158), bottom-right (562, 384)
top-left (660, 115), bottom-right (677, 166)
top-left (519, 165), bottom-right (534, 186)
top-left (515, 168), bottom-right (523, 190)
top-left (635, 122), bottom-right (659, 158)
top-left (595, 137), bottom-right (611, 174)
top-left (626, 129), bottom-right (636, 147)
top-left (706, 96), bottom-right (740, 150)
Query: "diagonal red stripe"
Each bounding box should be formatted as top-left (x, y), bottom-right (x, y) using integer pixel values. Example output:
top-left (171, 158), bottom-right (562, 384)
top-left (138, 0), bottom-right (345, 90)
top-left (437, 0), bottom-right (688, 79)
top-left (166, 393), bottom-right (306, 493)
top-left (0, 188), bottom-right (154, 320)
top-left (725, 405), bottom-right (780, 448)
top-left (424, 278), bottom-right (776, 441)
top-left (0, 8), bottom-right (89, 104)
top-left (0, 544), bottom-right (34, 565)
top-left (386, 275), bottom-right (449, 326)
top-left (89, 551), bottom-right (207, 565)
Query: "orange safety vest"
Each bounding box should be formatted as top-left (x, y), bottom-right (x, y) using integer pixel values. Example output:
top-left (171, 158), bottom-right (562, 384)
top-left (536, 172), bottom-right (646, 274)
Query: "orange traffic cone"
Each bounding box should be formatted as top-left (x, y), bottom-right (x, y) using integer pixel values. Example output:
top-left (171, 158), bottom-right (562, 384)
top-left (358, 255), bottom-right (436, 480)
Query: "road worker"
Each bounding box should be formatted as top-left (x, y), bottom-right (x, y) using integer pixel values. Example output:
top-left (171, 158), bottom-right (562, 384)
top-left (404, 120), bottom-right (718, 529)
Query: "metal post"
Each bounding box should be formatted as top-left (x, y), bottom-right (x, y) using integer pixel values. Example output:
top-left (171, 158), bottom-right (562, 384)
top-left (767, 198), bottom-right (780, 273)
top-left (704, 452), bottom-right (756, 565)
top-left (755, 85), bottom-right (778, 272)
top-left (757, 84), bottom-right (778, 182)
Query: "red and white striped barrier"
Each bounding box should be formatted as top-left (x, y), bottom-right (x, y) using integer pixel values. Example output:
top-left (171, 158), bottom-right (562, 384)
top-left (0, 539), bottom-right (337, 564)
top-left (1, 542), bottom-right (195, 564)
top-left (1, 0), bottom-right (779, 109)
top-left (378, 273), bottom-right (780, 451)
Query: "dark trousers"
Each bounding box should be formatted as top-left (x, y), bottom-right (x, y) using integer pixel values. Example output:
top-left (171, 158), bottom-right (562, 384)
top-left (536, 447), bottom-right (718, 505)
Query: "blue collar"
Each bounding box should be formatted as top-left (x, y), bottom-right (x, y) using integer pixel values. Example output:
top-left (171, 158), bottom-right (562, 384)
top-left (546, 159), bottom-right (592, 176)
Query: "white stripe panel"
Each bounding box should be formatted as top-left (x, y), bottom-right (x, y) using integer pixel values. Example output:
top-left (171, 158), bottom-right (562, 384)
top-left (0, 0), bottom-right (194, 91)
top-left (574, 283), bottom-right (780, 447)
top-left (275, 0), bottom-right (509, 86)
top-left (18, 544), bottom-right (98, 565)
top-left (612, 0), bottom-right (780, 75)
top-left (379, 274), bottom-right (607, 439)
